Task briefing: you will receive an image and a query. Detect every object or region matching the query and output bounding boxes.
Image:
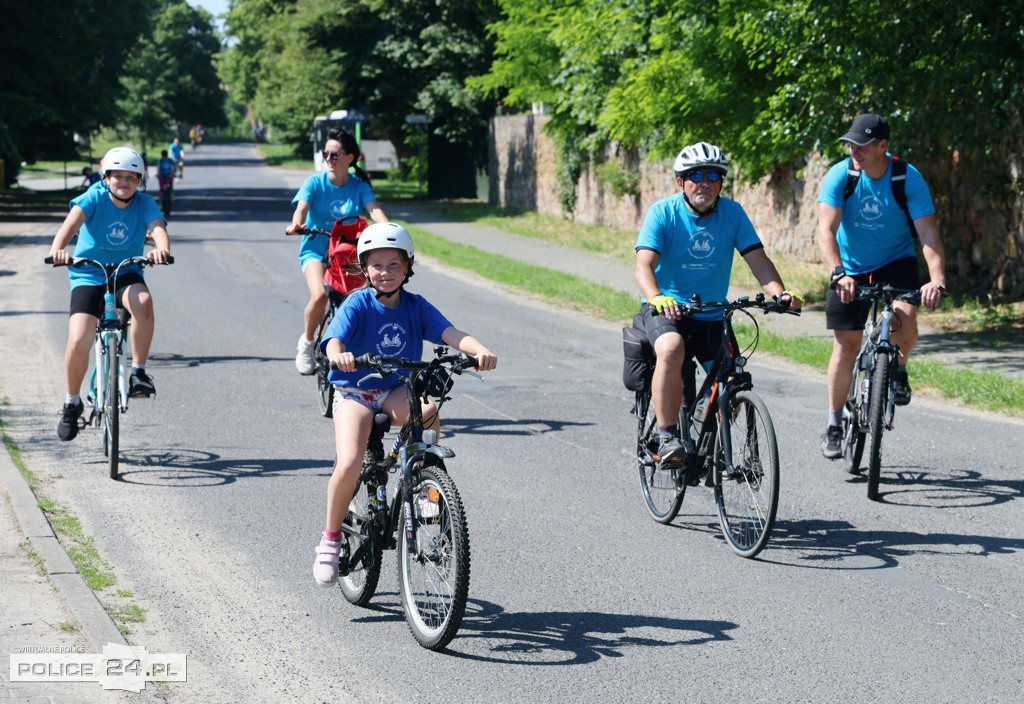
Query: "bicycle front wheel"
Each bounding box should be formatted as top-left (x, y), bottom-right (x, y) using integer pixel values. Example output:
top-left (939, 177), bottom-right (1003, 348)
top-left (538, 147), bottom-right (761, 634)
top-left (339, 472), bottom-right (383, 606)
top-left (843, 365), bottom-right (866, 475)
top-left (104, 337), bottom-right (120, 480)
top-left (712, 391), bottom-right (779, 558)
top-left (397, 465), bottom-right (470, 650)
top-left (866, 350), bottom-right (890, 501)
top-left (635, 392), bottom-right (684, 523)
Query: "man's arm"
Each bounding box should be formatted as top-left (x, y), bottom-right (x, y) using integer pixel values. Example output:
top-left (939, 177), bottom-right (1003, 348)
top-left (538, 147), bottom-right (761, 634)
top-left (914, 213), bottom-right (946, 309)
top-left (818, 201), bottom-right (854, 302)
top-left (635, 248), bottom-right (682, 319)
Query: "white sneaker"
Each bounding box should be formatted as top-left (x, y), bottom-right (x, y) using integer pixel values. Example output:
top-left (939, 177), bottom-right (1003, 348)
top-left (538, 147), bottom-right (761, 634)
top-left (313, 538), bottom-right (341, 587)
top-left (295, 335), bottom-right (315, 375)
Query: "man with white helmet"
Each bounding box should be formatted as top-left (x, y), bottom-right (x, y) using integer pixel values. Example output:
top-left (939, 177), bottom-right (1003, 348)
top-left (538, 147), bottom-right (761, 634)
top-left (48, 146), bottom-right (171, 441)
top-left (635, 141), bottom-right (802, 462)
top-left (311, 222), bottom-right (497, 587)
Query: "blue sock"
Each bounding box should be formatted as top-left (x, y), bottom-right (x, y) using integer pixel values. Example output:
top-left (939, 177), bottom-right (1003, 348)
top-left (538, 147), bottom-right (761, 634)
top-left (658, 424), bottom-right (679, 437)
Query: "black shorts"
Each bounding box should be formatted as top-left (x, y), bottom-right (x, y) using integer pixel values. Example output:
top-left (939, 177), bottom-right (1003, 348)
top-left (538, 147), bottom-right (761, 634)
top-left (825, 257), bottom-right (920, 331)
top-left (69, 273), bottom-right (147, 318)
top-left (641, 303), bottom-right (725, 366)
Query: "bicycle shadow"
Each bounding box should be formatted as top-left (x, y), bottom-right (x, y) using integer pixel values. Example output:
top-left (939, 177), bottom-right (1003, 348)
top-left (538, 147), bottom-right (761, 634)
top-left (763, 517), bottom-right (1024, 571)
top-left (106, 448), bottom-right (332, 486)
top-left (148, 352), bottom-right (292, 368)
top-left (341, 593), bottom-right (737, 663)
top-left (441, 416), bottom-right (594, 437)
top-left (845, 463), bottom-right (1024, 507)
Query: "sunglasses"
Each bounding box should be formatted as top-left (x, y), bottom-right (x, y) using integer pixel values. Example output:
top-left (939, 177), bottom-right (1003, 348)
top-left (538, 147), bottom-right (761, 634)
top-left (684, 170), bottom-right (723, 183)
top-left (322, 150), bottom-right (344, 161)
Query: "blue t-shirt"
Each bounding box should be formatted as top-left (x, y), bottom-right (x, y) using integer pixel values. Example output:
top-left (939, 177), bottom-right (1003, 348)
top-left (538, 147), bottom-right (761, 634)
top-left (293, 172), bottom-right (377, 263)
top-left (320, 288), bottom-right (453, 389)
top-left (67, 188), bottom-right (163, 289)
top-left (635, 194), bottom-right (763, 320)
top-left (156, 158), bottom-right (175, 178)
top-left (817, 156), bottom-right (935, 275)
top-left (168, 142), bottom-right (185, 160)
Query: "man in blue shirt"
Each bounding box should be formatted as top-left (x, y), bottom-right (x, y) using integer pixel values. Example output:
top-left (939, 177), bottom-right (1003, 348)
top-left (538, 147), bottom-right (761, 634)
top-left (817, 114), bottom-right (946, 459)
top-left (635, 142), bottom-right (801, 462)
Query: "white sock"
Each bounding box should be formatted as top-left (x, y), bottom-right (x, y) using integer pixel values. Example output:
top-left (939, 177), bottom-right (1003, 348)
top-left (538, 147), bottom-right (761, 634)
top-left (66, 394), bottom-right (81, 406)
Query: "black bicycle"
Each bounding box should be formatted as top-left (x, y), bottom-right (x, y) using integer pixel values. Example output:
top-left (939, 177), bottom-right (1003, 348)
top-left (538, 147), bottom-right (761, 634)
top-left (45, 254), bottom-right (173, 479)
top-left (288, 216), bottom-right (367, 417)
top-left (634, 294), bottom-right (797, 558)
top-left (337, 348), bottom-right (479, 650)
top-left (839, 282), bottom-right (925, 500)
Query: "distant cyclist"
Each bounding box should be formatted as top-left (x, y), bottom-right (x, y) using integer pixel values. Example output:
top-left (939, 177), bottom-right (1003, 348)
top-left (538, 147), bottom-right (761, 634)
top-left (285, 128), bottom-right (387, 376)
top-left (47, 147), bottom-right (171, 441)
top-left (168, 137), bottom-right (185, 179)
top-left (817, 113), bottom-right (946, 459)
top-left (156, 150), bottom-right (175, 192)
top-left (635, 141), bottom-right (802, 462)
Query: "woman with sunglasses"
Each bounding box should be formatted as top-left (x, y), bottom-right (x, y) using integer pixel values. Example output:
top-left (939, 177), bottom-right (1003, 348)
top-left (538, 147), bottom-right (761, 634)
top-left (634, 141), bottom-right (802, 461)
top-left (286, 128), bottom-right (388, 375)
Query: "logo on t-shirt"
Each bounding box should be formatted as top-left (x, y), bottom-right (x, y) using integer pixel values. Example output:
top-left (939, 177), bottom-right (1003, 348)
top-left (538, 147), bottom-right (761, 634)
top-left (329, 199), bottom-right (355, 220)
top-left (859, 195), bottom-right (884, 221)
top-left (106, 221), bottom-right (131, 248)
top-left (689, 230), bottom-right (716, 260)
top-left (376, 323), bottom-right (407, 356)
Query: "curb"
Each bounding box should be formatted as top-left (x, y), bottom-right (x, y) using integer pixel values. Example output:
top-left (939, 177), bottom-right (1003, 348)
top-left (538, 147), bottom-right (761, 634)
top-left (0, 444), bottom-right (129, 653)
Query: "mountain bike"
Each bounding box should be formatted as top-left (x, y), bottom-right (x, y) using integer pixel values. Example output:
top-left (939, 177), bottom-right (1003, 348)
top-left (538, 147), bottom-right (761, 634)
top-left (634, 294), bottom-right (797, 558)
top-left (337, 349), bottom-right (479, 650)
top-left (839, 282), bottom-right (926, 501)
top-left (288, 216), bottom-right (368, 417)
top-left (45, 255), bottom-right (174, 479)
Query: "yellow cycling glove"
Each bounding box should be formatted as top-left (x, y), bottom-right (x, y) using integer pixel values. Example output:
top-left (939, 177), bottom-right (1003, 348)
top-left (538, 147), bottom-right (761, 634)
top-left (779, 290), bottom-right (805, 306)
top-left (648, 295), bottom-right (677, 314)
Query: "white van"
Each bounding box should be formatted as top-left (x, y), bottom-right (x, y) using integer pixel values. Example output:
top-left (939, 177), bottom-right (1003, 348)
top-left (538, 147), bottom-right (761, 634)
top-left (310, 110), bottom-right (398, 177)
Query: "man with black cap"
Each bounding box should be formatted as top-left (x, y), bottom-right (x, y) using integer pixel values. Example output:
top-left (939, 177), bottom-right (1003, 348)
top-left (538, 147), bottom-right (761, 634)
top-left (816, 113), bottom-right (946, 460)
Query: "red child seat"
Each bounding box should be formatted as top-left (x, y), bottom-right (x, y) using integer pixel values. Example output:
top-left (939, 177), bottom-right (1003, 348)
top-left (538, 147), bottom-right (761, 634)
top-left (324, 216), bottom-right (368, 295)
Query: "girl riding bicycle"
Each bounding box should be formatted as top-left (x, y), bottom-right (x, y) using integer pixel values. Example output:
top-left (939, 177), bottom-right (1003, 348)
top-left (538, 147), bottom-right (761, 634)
top-left (313, 222), bottom-right (497, 587)
top-left (286, 128), bottom-right (388, 376)
top-left (48, 146), bottom-right (171, 441)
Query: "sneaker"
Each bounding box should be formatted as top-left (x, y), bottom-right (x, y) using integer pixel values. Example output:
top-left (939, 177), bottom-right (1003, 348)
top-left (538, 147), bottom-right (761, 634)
top-left (57, 400), bottom-right (85, 441)
top-left (657, 434), bottom-right (685, 464)
top-left (128, 370), bottom-right (155, 397)
top-left (821, 425), bottom-right (843, 460)
top-left (893, 369), bottom-right (911, 406)
top-left (295, 336), bottom-right (316, 375)
top-left (313, 537), bottom-right (349, 587)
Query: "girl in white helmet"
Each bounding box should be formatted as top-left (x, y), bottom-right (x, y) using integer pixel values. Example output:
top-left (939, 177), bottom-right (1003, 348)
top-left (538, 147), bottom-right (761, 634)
top-left (48, 146), bottom-right (171, 441)
top-left (312, 222), bottom-right (497, 587)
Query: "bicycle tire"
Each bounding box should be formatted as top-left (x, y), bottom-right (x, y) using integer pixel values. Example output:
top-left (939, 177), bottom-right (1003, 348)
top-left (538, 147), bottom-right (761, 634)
top-left (712, 391), bottom-right (779, 558)
top-left (105, 336), bottom-right (119, 480)
top-left (842, 366), bottom-right (867, 474)
top-left (866, 350), bottom-right (890, 501)
top-left (314, 309), bottom-right (334, 418)
top-left (339, 472), bottom-right (383, 606)
top-left (397, 465), bottom-right (470, 650)
top-left (635, 392), bottom-right (684, 523)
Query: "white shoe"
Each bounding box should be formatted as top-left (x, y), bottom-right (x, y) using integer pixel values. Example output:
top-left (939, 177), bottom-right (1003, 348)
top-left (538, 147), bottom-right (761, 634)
top-left (313, 538), bottom-right (342, 587)
top-left (295, 335), bottom-right (315, 375)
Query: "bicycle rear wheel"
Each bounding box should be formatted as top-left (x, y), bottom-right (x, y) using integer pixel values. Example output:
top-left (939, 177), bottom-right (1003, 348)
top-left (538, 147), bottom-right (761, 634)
top-left (339, 471), bottom-right (383, 606)
top-left (104, 337), bottom-right (120, 480)
top-left (314, 309), bottom-right (334, 417)
top-left (866, 350), bottom-right (890, 501)
top-left (635, 392), bottom-right (684, 523)
top-left (712, 391), bottom-right (779, 558)
top-left (842, 366), bottom-right (867, 474)
top-left (397, 465), bottom-right (470, 650)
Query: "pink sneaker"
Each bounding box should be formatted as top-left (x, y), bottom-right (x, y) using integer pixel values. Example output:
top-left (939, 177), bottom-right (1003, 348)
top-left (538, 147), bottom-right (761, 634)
top-left (313, 538), bottom-right (343, 587)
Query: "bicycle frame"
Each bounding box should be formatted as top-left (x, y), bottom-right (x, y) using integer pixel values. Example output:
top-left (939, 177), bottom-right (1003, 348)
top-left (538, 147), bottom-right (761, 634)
top-left (88, 295), bottom-right (128, 420)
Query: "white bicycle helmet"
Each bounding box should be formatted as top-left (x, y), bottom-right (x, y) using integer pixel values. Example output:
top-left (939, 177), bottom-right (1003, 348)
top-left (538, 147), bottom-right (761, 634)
top-left (357, 222), bottom-right (415, 262)
top-left (673, 142), bottom-right (729, 176)
top-left (102, 147), bottom-right (145, 176)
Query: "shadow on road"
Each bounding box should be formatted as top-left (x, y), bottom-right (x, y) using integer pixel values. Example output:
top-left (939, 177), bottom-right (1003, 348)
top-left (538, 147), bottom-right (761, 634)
top-left (109, 448), bottom-right (332, 486)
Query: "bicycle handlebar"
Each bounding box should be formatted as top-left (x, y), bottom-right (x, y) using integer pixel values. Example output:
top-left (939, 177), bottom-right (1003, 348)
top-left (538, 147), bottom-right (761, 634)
top-left (851, 282), bottom-right (924, 306)
top-left (286, 227), bottom-right (330, 237)
top-left (44, 255), bottom-right (175, 267)
top-left (655, 293), bottom-right (800, 317)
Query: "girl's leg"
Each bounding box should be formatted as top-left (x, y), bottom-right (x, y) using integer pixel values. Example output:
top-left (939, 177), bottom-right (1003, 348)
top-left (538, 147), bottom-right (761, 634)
top-left (121, 283), bottom-right (154, 365)
top-left (302, 261), bottom-right (328, 342)
top-left (65, 313), bottom-right (97, 395)
top-left (325, 399), bottom-right (374, 533)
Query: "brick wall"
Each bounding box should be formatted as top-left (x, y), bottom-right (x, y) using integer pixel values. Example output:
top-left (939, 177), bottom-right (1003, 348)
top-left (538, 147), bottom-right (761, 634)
top-left (489, 115), bottom-right (1024, 298)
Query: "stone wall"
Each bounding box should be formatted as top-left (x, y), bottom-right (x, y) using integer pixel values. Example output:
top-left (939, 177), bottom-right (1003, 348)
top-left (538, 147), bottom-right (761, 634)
top-left (489, 115), bottom-right (1024, 298)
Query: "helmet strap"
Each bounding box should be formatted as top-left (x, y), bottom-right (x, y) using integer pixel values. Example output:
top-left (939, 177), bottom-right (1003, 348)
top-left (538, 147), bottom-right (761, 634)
top-left (108, 189), bottom-right (135, 205)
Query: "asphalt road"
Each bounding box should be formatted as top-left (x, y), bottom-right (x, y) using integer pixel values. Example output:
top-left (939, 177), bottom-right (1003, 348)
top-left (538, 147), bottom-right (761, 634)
top-left (2, 143), bottom-right (1022, 702)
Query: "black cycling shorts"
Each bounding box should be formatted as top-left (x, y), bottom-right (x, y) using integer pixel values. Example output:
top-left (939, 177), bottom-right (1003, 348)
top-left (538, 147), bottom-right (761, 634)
top-left (640, 303), bottom-right (725, 366)
top-left (825, 256), bottom-right (920, 331)
top-left (69, 273), bottom-right (146, 318)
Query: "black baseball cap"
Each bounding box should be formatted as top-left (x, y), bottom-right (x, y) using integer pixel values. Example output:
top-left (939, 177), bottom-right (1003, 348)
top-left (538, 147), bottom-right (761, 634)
top-left (839, 113), bottom-right (890, 146)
